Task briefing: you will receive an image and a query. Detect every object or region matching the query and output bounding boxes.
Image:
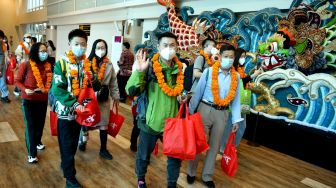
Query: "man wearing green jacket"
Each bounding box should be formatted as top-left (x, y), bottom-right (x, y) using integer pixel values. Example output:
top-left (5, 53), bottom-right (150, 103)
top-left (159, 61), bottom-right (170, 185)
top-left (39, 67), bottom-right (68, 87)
top-left (51, 29), bottom-right (100, 188)
top-left (126, 32), bottom-right (187, 188)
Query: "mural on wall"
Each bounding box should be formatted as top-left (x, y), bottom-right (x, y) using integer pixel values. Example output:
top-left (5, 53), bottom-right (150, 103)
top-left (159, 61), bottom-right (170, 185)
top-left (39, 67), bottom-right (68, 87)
top-left (136, 0), bottom-right (336, 133)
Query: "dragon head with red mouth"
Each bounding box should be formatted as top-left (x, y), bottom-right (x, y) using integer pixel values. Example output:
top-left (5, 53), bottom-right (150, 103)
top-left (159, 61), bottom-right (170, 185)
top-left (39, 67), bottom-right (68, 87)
top-left (257, 33), bottom-right (291, 70)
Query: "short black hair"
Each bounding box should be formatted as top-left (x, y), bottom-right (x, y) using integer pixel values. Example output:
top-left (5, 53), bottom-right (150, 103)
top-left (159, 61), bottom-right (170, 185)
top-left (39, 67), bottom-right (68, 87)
top-left (202, 38), bottom-right (216, 48)
top-left (68, 29), bottom-right (87, 42)
top-left (0, 30), bottom-right (4, 39)
top-left (30, 42), bottom-right (47, 64)
top-left (32, 37), bottom-right (37, 43)
top-left (123, 42), bottom-right (130, 49)
top-left (88, 39), bottom-right (108, 63)
top-left (157, 32), bottom-right (178, 43)
top-left (220, 44), bottom-right (236, 54)
top-left (233, 48), bottom-right (247, 70)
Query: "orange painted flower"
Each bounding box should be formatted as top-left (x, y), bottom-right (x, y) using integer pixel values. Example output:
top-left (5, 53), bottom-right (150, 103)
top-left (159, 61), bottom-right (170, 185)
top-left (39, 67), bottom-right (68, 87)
top-left (200, 50), bottom-right (215, 66)
top-left (211, 62), bottom-right (238, 106)
top-left (29, 60), bottom-right (52, 93)
top-left (152, 53), bottom-right (184, 97)
top-left (19, 42), bottom-right (29, 55)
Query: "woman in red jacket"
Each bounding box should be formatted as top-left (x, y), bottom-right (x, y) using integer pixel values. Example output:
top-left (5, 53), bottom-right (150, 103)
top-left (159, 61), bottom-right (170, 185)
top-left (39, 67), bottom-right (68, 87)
top-left (15, 42), bottom-right (52, 163)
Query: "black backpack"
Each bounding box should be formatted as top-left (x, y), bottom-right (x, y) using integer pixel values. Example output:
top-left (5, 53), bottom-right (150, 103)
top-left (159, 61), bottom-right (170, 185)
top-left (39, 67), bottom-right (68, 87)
top-left (183, 56), bottom-right (205, 91)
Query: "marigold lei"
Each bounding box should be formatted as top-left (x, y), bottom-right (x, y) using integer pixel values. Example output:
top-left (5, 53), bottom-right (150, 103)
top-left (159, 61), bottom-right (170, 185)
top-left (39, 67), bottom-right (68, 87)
top-left (19, 42), bottom-right (29, 55)
top-left (29, 60), bottom-right (52, 93)
top-left (211, 61), bottom-right (238, 106)
top-left (152, 53), bottom-right (184, 97)
top-left (200, 50), bottom-right (215, 66)
top-left (67, 50), bottom-right (91, 97)
top-left (92, 57), bottom-right (108, 81)
top-left (2, 42), bottom-right (6, 53)
top-left (237, 66), bottom-right (248, 79)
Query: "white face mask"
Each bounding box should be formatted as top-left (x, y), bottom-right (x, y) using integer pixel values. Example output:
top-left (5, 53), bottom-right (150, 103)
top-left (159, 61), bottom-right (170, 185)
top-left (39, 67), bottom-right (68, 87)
top-left (239, 57), bottom-right (246, 65)
top-left (220, 58), bottom-right (234, 69)
top-left (160, 48), bottom-right (176, 61)
top-left (95, 49), bottom-right (106, 58)
top-left (211, 47), bottom-right (219, 55)
top-left (25, 38), bottom-right (31, 43)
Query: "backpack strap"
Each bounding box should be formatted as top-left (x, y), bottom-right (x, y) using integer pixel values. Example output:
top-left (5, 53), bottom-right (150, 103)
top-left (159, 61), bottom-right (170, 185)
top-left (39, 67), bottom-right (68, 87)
top-left (59, 58), bottom-right (68, 76)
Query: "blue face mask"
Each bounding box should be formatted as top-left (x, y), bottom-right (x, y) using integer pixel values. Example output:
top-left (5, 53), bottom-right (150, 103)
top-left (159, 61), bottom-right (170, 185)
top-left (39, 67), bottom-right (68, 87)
top-left (72, 46), bottom-right (86, 57)
top-left (39, 52), bottom-right (48, 61)
top-left (220, 58), bottom-right (234, 69)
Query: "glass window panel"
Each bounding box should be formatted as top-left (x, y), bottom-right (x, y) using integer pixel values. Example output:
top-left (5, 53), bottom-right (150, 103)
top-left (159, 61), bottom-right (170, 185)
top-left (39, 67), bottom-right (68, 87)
top-left (75, 0), bottom-right (95, 11)
top-left (96, 0), bottom-right (123, 7)
top-left (47, 3), bottom-right (59, 16)
top-left (59, 0), bottom-right (75, 14)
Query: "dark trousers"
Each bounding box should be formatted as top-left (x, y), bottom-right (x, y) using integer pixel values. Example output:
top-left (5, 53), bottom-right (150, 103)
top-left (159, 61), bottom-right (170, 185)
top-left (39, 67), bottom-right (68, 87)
top-left (136, 130), bottom-right (182, 186)
top-left (57, 119), bottom-right (81, 179)
top-left (130, 115), bottom-right (140, 148)
top-left (117, 73), bottom-right (130, 100)
top-left (21, 99), bottom-right (48, 157)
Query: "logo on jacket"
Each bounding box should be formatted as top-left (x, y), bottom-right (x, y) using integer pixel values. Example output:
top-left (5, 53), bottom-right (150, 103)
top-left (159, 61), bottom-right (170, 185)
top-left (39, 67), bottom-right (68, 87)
top-left (54, 74), bottom-right (63, 84)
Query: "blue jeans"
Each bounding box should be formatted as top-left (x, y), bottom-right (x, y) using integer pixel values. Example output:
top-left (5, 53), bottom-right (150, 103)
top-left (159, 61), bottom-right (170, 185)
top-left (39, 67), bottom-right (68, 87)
top-left (0, 55), bottom-right (9, 98)
top-left (136, 130), bottom-right (181, 186)
top-left (220, 114), bottom-right (247, 152)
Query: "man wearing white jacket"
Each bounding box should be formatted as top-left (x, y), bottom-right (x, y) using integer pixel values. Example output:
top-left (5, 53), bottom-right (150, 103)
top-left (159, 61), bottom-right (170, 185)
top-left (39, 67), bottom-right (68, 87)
top-left (14, 33), bottom-right (32, 96)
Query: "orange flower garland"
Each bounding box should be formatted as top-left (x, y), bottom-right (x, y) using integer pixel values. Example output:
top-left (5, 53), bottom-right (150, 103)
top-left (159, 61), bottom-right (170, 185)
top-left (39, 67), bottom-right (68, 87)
top-left (200, 50), bottom-right (215, 66)
top-left (67, 50), bottom-right (91, 97)
top-left (19, 42), bottom-right (30, 55)
top-left (92, 57), bottom-right (108, 81)
top-left (2, 42), bottom-right (6, 53)
top-left (152, 53), bottom-right (184, 97)
top-left (237, 66), bottom-right (248, 79)
top-left (211, 62), bottom-right (238, 106)
top-left (29, 60), bottom-right (52, 93)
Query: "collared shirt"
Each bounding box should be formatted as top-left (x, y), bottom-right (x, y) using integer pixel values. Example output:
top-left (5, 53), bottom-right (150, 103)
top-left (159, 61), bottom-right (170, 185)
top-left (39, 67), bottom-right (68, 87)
top-left (189, 67), bottom-right (243, 124)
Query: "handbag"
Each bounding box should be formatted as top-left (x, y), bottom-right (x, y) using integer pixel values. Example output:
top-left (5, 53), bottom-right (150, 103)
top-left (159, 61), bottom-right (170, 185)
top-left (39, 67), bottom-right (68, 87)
top-left (107, 101), bottom-right (125, 137)
top-left (76, 87), bottom-right (101, 126)
top-left (190, 112), bottom-right (209, 154)
top-left (49, 109), bottom-right (58, 136)
top-left (163, 103), bottom-right (196, 160)
top-left (221, 132), bottom-right (238, 177)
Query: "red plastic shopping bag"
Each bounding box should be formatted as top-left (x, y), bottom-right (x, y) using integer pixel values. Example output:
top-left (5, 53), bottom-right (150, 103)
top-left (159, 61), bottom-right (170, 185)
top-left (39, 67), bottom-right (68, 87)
top-left (107, 102), bottom-right (125, 137)
top-left (76, 87), bottom-right (101, 126)
top-left (49, 111), bottom-right (58, 136)
top-left (9, 55), bottom-right (16, 69)
top-left (221, 132), bottom-right (238, 177)
top-left (152, 142), bottom-right (159, 157)
top-left (190, 112), bottom-right (209, 154)
top-left (5, 64), bottom-right (14, 85)
top-left (163, 103), bottom-right (196, 160)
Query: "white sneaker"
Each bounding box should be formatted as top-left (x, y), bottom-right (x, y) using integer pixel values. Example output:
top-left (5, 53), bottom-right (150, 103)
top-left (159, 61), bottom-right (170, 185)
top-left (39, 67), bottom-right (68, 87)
top-left (13, 91), bottom-right (20, 96)
top-left (37, 144), bottom-right (45, 150)
top-left (28, 156), bottom-right (38, 163)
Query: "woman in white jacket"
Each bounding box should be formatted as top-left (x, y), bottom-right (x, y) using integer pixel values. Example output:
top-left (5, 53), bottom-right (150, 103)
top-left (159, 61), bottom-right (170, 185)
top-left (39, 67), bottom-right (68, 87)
top-left (78, 39), bottom-right (120, 160)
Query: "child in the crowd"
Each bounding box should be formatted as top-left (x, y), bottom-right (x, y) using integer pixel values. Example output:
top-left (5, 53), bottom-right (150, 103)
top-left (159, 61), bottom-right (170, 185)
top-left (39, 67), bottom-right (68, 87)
top-left (51, 29), bottom-right (100, 188)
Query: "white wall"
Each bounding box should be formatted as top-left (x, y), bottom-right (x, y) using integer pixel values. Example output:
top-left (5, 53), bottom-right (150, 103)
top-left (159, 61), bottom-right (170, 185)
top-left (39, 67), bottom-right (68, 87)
top-left (55, 22), bottom-right (123, 70)
top-left (142, 19), bottom-right (158, 43)
top-left (48, 0), bottom-right (293, 25)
